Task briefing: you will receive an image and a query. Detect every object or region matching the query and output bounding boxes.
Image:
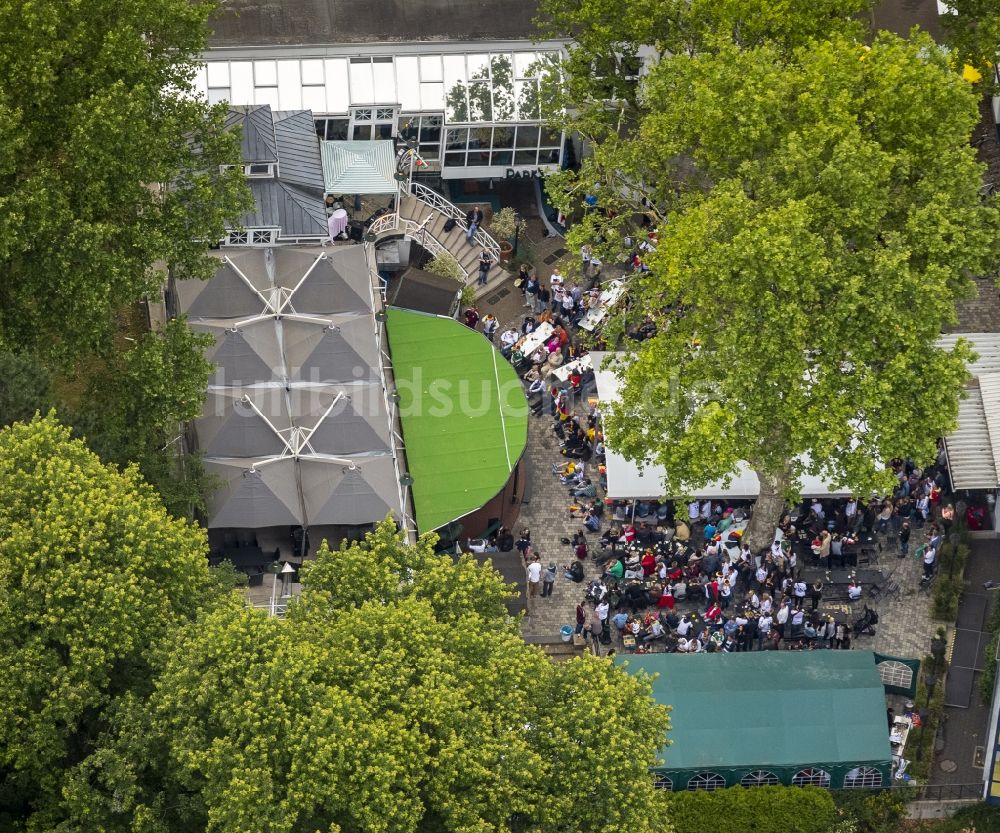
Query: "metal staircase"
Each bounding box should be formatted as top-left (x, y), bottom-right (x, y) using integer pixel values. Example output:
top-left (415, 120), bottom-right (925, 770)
top-left (370, 182), bottom-right (509, 300)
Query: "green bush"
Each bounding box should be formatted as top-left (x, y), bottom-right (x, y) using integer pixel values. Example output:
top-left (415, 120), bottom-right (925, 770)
top-left (932, 543), bottom-right (969, 621)
top-left (831, 788), bottom-right (910, 833)
top-left (904, 655), bottom-right (946, 780)
top-left (981, 600), bottom-right (1000, 704)
top-left (668, 785), bottom-right (836, 833)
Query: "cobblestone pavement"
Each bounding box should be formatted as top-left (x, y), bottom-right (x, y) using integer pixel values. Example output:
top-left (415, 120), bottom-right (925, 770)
top-left (518, 405), bottom-right (599, 641)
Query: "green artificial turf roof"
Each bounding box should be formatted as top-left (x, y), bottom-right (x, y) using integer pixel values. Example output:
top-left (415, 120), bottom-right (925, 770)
top-left (386, 308), bottom-right (528, 533)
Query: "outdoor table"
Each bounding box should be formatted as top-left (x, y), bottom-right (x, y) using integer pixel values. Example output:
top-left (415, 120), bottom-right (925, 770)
top-left (578, 280), bottom-right (625, 332)
top-left (328, 208), bottom-right (349, 239)
top-left (515, 321), bottom-right (554, 358)
top-left (550, 354), bottom-right (593, 383)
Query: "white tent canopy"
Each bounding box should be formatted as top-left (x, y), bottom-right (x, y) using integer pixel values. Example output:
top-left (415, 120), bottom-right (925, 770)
top-left (321, 140), bottom-right (398, 195)
top-left (589, 352), bottom-right (851, 500)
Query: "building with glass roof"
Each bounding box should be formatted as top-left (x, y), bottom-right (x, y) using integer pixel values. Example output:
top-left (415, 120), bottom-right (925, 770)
top-left (196, 0), bottom-right (567, 184)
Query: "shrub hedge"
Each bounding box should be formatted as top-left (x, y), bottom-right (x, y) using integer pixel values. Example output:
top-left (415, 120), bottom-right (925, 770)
top-left (668, 786), bottom-right (836, 833)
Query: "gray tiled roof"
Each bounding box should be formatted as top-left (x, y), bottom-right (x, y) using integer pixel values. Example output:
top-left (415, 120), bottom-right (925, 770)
top-left (225, 105), bottom-right (327, 238)
top-left (225, 106), bottom-right (278, 164)
top-left (273, 110), bottom-right (324, 194)
top-left (241, 180), bottom-right (328, 238)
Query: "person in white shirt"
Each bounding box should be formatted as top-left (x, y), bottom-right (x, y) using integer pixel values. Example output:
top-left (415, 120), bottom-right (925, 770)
top-left (810, 499), bottom-right (824, 520)
top-left (499, 327), bottom-right (518, 353)
top-left (847, 581), bottom-right (863, 601)
top-left (760, 593), bottom-right (773, 615)
top-left (793, 580), bottom-right (807, 601)
top-left (550, 269), bottom-right (564, 288)
top-left (845, 497), bottom-right (858, 520)
top-left (596, 599), bottom-right (610, 623)
top-left (688, 500), bottom-right (700, 521)
top-left (676, 615), bottom-right (693, 636)
top-left (923, 545), bottom-right (937, 579)
top-left (526, 557), bottom-right (542, 596)
top-left (700, 499), bottom-right (712, 520)
top-left (757, 613), bottom-right (773, 648)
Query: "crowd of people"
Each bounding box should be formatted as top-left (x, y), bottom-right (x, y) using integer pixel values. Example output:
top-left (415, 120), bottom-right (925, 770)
top-left (461, 241), bottom-right (962, 658)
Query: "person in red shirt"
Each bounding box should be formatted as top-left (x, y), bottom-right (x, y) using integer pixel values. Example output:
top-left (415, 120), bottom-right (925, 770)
top-left (640, 550), bottom-right (656, 577)
top-left (705, 602), bottom-right (722, 624)
top-left (657, 584), bottom-right (675, 610)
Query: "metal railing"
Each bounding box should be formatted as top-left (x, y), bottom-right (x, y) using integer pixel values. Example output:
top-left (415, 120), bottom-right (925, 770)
top-left (407, 181), bottom-right (501, 262)
top-left (885, 782), bottom-right (983, 801)
top-left (367, 209), bottom-right (470, 281)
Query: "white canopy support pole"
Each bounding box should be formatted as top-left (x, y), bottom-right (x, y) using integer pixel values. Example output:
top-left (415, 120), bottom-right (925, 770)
top-left (281, 313), bottom-right (344, 328)
top-left (283, 253), bottom-right (326, 313)
top-left (240, 395), bottom-right (295, 456)
top-left (298, 391), bottom-right (346, 455)
top-left (222, 256), bottom-right (275, 312)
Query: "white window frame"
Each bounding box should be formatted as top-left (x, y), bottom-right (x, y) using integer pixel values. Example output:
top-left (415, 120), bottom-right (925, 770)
top-left (791, 768), bottom-right (831, 788)
top-left (740, 770), bottom-right (780, 788)
top-left (687, 772), bottom-right (726, 792)
top-left (652, 774), bottom-right (673, 791)
top-left (843, 767), bottom-right (883, 789)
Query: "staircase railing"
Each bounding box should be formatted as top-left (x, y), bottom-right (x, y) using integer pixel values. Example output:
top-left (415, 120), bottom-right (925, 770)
top-left (368, 209), bottom-right (470, 281)
top-left (407, 181), bottom-right (502, 263)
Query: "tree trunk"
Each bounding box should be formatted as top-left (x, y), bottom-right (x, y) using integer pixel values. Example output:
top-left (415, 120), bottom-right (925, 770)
top-left (743, 467), bottom-right (791, 555)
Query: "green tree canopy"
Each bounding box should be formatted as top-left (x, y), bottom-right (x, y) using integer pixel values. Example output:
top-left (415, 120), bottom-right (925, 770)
top-left (939, 0), bottom-right (1000, 90)
top-left (71, 522), bottom-right (671, 833)
top-left (0, 414), bottom-right (216, 829)
top-left (0, 0), bottom-right (250, 360)
top-left (547, 33), bottom-right (999, 545)
top-left (535, 0), bottom-right (870, 126)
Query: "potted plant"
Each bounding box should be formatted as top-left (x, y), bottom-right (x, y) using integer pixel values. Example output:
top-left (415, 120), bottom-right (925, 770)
top-left (490, 207), bottom-right (519, 262)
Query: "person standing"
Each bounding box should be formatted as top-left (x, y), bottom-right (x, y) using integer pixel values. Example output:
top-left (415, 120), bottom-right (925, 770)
top-left (526, 555), bottom-right (542, 598)
top-left (899, 520), bottom-right (911, 559)
top-left (580, 243), bottom-right (592, 278)
top-left (575, 602), bottom-right (587, 634)
top-left (541, 561), bottom-right (556, 597)
top-left (478, 250), bottom-right (493, 285)
top-left (463, 306), bottom-right (480, 329)
top-left (466, 205), bottom-right (484, 245)
top-left (536, 285), bottom-right (550, 316)
top-left (481, 313), bottom-right (498, 342)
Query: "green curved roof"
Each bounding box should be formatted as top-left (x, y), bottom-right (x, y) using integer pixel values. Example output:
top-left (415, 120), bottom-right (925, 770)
top-left (386, 308), bottom-right (528, 533)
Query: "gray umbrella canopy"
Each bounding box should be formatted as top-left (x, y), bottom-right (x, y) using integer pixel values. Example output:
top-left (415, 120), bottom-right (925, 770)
top-left (177, 258), bottom-right (268, 320)
top-left (299, 393), bottom-right (391, 456)
top-left (197, 388), bottom-right (292, 458)
top-left (283, 319), bottom-right (379, 385)
top-left (206, 459), bottom-right (304, 528)
top-left (300, 458), bottom-right (398, 526)
top-left (201, 326), bottom-right (281, 387)
top-left (287, 246), bottom-right (372, 315)
top-left (192, 246), bottom-right (403, 531)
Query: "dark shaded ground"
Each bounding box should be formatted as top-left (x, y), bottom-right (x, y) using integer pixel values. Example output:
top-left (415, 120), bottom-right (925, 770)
top-left (932, 538), bottom-right (999, 786)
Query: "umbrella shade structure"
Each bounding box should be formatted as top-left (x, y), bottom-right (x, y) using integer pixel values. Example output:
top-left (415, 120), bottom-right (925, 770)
top-left (300, 457), bottom-right (399, 525)
top-left (183, 246), bottom-right (407, 532)
top-left (321, 140), bottom-right (398, 195)
top-left (283, 318), bottom-right (380, 384)
top-left (197, 388), bottom-right (293, 459)
top-left (174, 252), bottom-right (270, 320)
top-left (284, 245), bottom-right (372, 314)
top-left (206, 459), bottom-right (304, 528)
top-left (195, 324), bottom-right (283, 387)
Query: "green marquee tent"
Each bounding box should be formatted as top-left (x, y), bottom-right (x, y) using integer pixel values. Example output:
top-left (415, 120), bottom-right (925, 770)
top-left (386, 308), bottom-right (528, 533)
top-left (616, 651), bottom-right (892, 792)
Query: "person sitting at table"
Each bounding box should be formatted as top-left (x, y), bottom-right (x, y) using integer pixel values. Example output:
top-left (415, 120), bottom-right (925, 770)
top-left (604, 557), bottom-right (625, 582)
top-left (847, 579), bottom-right (863, 601)
top-left (499, 327), bottom-right (519, 358)
top-left (521, 316), bottom-right (536, 334)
